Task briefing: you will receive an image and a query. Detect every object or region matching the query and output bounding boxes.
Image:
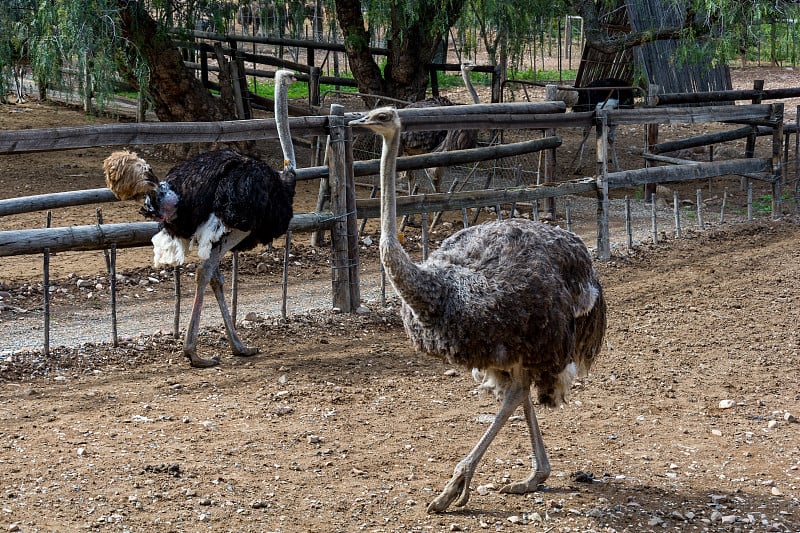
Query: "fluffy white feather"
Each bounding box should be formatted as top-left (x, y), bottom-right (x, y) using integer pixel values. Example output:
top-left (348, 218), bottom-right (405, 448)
top-left (152, 229), bottom-right (189, 267)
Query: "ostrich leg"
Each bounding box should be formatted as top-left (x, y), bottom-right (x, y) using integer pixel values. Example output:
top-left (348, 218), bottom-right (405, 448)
top-left (184, 258), bottom-right (221, 368)
top-left (209, 265), bottom-right (258, 357)
top-left (498, 393), bottom-right (551, 494)
top-left (427, 379), bottom-right (529, 513)
top-left (183, 230), bottom-right (250, 368)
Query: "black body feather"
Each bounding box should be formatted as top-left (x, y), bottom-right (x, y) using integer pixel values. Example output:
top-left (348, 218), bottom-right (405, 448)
top-left (142, 150), bottom-right (296, 251)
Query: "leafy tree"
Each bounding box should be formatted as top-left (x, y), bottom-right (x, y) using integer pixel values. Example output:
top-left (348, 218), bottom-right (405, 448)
top-left (334, 0), bottom-right (467, 101)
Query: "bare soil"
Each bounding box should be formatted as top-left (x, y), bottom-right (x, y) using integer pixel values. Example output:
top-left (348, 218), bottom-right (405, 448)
top-left (0, 67), bottom-right (799, 532)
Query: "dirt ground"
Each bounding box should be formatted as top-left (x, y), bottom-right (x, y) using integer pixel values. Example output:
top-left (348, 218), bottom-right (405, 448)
top-left (0, 67), bottom-right (799, 532)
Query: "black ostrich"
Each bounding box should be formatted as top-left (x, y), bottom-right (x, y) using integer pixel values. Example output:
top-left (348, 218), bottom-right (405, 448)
top-left (104, 69), bottom-right (297, 368)
top-left (573, 78), bottom-right (635, 173)
top-left (349, 107), bottom-right (607, 512)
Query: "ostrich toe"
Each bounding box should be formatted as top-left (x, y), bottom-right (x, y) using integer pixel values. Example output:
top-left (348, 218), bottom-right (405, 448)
top-left (185, 351), bottom-right (221, 368)
top-left (427, 463), bottom-right (473, 513)
top-left (499, 470), bottom-right (549, 494)
top-left (233, 345), bottom-right (259, 357)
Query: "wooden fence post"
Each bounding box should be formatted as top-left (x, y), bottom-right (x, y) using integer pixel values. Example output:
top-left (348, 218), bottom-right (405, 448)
top-left (543, 84), bottom-right (558, 218)
top-left (309, 66), bottom-right (321, 108)
top-left (644, 84), bottom-right (660, 203)
top-left (771, 102), bottom-right (784, 218)
top-left (743, 80), bottom-right (764, 191)
top-left (596, 109), bottom-right (611, 260)
top-left (326, 104), bottom-right (359, 312)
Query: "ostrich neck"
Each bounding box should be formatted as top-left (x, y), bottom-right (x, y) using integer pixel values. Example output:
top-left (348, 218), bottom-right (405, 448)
top-left (275, 83), bottom-right (296, 169)
top-left (379, 129), bottom-right (442, 316)
top-left (462, 70), bottom-right (480, 104)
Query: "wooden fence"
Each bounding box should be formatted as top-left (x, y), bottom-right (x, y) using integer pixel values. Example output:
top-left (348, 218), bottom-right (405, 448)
top-left (0, 99), bottom-right (787, 351)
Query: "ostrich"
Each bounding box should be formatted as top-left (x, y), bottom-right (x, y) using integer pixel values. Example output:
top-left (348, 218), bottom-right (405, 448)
top-left (400, 61), bottom-right (481, 194)
top-left (573, 78), bottom-right (634, 173)
top-left (349, 107), bottom-right (607, 513)
top-left (104, 69), bottom-right (297, 368)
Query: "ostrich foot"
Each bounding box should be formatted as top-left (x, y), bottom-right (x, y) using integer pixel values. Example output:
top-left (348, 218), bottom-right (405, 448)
top-left (185, 351), bottom-right (221, 368)
top-left (499, 471), bottom-right (549, 495)
top-left (233, 346), bottom-right (259, 357)
top-left (427, 465), bottom-right (473, 513)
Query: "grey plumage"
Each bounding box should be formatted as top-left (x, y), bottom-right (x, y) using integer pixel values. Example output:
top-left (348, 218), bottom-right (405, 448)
top-left (349, 107), bottom-right (607, 513)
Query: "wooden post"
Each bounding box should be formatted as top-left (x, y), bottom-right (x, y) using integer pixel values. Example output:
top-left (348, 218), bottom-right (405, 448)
top-left (200, 46), bottom-right (209, 87)
top-left (596, 109), bottom-right (611, 260)
top-left (624, 195), bottom-right (633, 250)
top-left (110, 244), bottom-right (118, 347)
top-left (309, 66), bottom-right (321, 107)
top-left (343, 118), bottom-right (361, 309)
top-left (795, 106), bottom-right (800, 213)
top-left (696, 189), bottom-right (704, 229)
top-left (673, 191), bottom-right (681, 238)
top-left (227, 40), bottom-right (247, 120)
top-left (770, 102), bottom-right (784, 218)
top-left (743, 80), bottom-right (764, 191)
top-left (644, 84), bottom-right (659, 202)
top-left (543, 85), bottom-right (558, 218)
top-left (327, 104), bottom-right (357, 312)
top-left (650, 194), bottom-right (658, 244)
top-left (173, 266), bottom-right (181, 339)
top-left (43, 210), bottom-right (52, 355)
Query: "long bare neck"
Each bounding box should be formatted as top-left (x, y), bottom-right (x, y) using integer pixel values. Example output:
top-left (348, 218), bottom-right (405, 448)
top-left (379, 124), bottom-right (442, 315)
top-left (462, 67), bottom-right (479, 104)
top-left (275, 75), bottom-right (296, 169)
top-left (379, 129), bottom-right (402, 247)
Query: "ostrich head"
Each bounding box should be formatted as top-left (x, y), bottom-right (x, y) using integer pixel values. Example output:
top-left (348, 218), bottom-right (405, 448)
top-left (103, 150), bottom-right (159, 201)
top-left (349, 106), bottom-right (402, 138)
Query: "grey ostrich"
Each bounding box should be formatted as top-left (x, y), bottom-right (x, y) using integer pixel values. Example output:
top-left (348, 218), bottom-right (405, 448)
top-left (104, 69), bottom-right (297, 368)
top-left (400, 61), bottom-right (481, 193)
top-left (349, 107), bottom-right (607, 513)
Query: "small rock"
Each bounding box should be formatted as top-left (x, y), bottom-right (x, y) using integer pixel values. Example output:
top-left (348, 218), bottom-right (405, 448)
top-left (710, 510), bottom-right (723, 523)
top-left (710, 494), bottom-right (727, 504)
top-left (362, 236), bottom-right (373, 246)
top-left (8, 522), bottom-right (21, 532)
top-left (443, 368), bottom-right (459, 377)
top-left (507, 515), bottom-right (523, 524)
top-left (770, 486), bottom-right (782, 496)
top-left (307, 434), bottom-right (322, 444)
top-left (200, 420), bottom-right (217, 430)
top-left (476, 484), bottom-right (495, 495)
top-left (711, 429), bottom-right (723, 436)
top-left (721, 515), bottom-right (737, 524)
top-left (768, 420), bottom-right (778, 429)
top-left (784, 412), bottom-right (796, 423)
top-left (250, 499), bottom-right (269, 509)
top-left (685, 511), bottom-right (696, 520)
top-left (719, 399), bottom-right (736, 409)
top-left (647, 517), bottom-right (664, 526)
top-left (77, 447), bottom-right (86, 457)
top-left (449, 524), bottom-right (463, 531)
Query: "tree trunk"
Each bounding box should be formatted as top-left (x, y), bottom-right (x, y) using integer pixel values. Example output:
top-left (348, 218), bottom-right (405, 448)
top-left (117, 0), bottom-right (232, 122)
top-left (335, 0), bottom-right (466, 103)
